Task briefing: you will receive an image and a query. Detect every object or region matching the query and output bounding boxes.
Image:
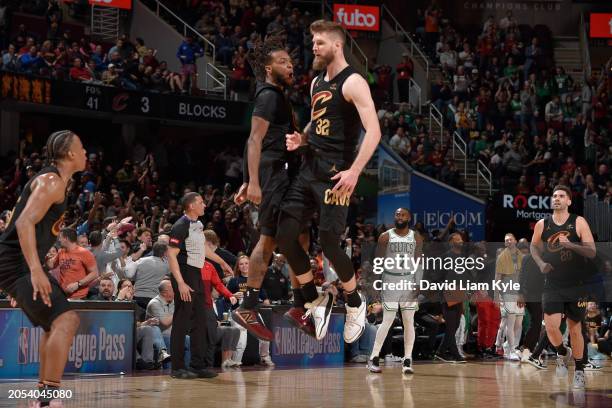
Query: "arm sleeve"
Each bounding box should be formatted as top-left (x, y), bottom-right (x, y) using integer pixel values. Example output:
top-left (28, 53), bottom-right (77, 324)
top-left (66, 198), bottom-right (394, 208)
top-left (168, 219), bottom-right (188, 248)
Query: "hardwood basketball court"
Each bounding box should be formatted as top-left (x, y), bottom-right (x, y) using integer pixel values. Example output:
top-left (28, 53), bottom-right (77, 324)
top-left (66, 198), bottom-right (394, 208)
top-left (1, 360), bottom-right (610, 407)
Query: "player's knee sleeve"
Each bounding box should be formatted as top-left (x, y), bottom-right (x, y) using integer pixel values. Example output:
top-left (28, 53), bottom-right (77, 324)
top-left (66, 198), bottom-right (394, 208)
top-left (319, 230), bottom-right (354, 283)
top-left (276, 216), bottom-right (310, 275)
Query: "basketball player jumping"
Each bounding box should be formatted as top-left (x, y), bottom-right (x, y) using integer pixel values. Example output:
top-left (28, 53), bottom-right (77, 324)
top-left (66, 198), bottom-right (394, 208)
top-left (530, 185), bottom-right (596, 390)
top-left (0, 130), bottom-right (86, 406)
top-left (232, 33), bottom-right (315, 340)
top-left (367, 208), bottom-right (422, 375)
top-left (280, 20), bottom-right (381, 343)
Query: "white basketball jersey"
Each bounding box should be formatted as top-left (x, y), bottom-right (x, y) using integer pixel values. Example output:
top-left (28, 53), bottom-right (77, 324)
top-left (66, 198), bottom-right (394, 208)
top-left (385, 228), bottom-right (416, 275)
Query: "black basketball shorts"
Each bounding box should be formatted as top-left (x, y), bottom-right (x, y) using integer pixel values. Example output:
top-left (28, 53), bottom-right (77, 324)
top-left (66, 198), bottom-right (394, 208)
top-left (280, 151), bottom-right (350, 236)
top-left (542, 285), bottom-right (588, 322)
top-left (0, 247), bottom-right (71, 332)
top-left (258, 160), bottom-right (291, 237)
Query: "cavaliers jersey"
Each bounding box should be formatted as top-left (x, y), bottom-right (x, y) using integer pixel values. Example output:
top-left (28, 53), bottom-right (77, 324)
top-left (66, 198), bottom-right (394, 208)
top-left (0, 166), bottom-right (67, 262)
top-left (243, 81), bottom-right (299, 183)
top-left (253, 81), bottom-right (298, 159)
top-left (540, 213), bottom-right (585, 287)
top-left (308, 66), bottom-right (362, 160)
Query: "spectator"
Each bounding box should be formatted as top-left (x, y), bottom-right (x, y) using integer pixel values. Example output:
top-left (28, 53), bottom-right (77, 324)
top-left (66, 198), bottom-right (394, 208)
top-left (261, 253), bottom-right (290, 302)
top-left (125, 242), bottom-right (170, 310)
top-left (176, 36), bottom-right (204, 93)
top-left (69, 57), bottom-right (94, 82)
top-left (200, 261), bottom-right (239, 367)
top-left (226, 255), bottom-right (273, 366)
top-left (91, 277), bottom-right (115, 301)
top-left (396, 53), bottom-right (414, 103)
top-left (115, 279), bottom-right (170, 370)
top-left (50, 228), bottom-right (99, 300)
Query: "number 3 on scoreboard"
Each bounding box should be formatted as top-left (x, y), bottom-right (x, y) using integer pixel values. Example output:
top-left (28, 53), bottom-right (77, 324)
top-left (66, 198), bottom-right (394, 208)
top-left (315, 119), bottom-right (330, 136)
top-left (141, 96), bottom-right (150, 113)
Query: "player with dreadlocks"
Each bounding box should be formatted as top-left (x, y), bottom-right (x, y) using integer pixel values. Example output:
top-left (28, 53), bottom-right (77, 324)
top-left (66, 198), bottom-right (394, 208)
top-left (0, 130), bottom-right (87, 406)
top-left (233, 32), bottom-right (315, 340)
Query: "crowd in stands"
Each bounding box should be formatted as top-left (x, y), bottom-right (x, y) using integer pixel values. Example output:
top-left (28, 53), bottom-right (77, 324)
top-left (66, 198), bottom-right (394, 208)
top-left (411, 4), bottom-right (611, 197)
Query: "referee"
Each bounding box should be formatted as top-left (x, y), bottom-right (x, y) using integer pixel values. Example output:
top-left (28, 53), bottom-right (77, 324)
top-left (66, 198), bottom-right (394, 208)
top-left (168, 192), bottom-right (217, 379)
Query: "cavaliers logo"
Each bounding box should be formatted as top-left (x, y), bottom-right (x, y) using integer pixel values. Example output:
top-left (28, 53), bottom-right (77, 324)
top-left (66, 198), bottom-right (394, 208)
top-left (311, 91), bottom-right (333, 121)
top-left (112, 93), bottom-right (129, 112)
top-left (51, 214), bottom-right (65, 237)
top-left (546, 231), bottom-right (570, 253)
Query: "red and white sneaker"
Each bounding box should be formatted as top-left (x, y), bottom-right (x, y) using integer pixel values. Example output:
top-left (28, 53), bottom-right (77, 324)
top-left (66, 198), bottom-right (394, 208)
top-left (231, 307), bottom-right (274, 341)
top-left (283, 307), bottom-right (316, 338)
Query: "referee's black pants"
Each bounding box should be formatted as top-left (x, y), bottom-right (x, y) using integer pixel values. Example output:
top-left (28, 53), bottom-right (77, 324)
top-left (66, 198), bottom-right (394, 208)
top-left (170, 265), bottom-right (208, 370)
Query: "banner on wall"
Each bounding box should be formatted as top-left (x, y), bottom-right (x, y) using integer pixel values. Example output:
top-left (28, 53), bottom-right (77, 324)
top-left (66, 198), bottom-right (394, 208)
top-left (410, 173), bottom-right (486, 241)
top-left (0, 308), bottom-right (134, 378)
top-left (333, 4), bottom-right (380, 32)
top-left (271, 312), bottom-right (344, 367)
top-left (488, 192), bottom-right (553, 240)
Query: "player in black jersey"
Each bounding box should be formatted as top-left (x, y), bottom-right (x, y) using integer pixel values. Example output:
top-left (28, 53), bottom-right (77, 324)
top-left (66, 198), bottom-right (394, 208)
top-left (531, 185), bottom-right (596, 390)
top-left (232, 33), bottom-right (316, 341)
top-left (0, 130), bottom-right (87, 406)
top-left (278, 20), bottom-right (381, 343)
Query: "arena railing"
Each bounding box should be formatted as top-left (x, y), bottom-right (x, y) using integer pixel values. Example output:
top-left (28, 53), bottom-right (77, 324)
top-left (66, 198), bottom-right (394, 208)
top-left (146, 0), bottom-right (227, 98)
top-left (381, 4), bottom-right (429, 80)
top-left (476, 159), bottom-right (492, 197)
top-left (409, 78), bottom-right (422, 114)
top-left (428, 103), bottom-right (443, 145)
top-left (452, 131), bottom-right (467, 177)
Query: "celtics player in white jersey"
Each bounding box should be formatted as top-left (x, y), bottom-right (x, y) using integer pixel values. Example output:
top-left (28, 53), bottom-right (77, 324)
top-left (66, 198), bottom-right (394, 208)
top-left (368, 208), bottom-right (423, 374)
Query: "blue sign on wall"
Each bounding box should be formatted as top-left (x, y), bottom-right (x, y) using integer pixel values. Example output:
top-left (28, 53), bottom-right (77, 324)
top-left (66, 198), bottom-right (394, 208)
top-left (271, 312), bottom-right (344, 367)
top-left (410, 173), bottom-right (486, 241)
top-left (0, 309), bottom-right (134, 378)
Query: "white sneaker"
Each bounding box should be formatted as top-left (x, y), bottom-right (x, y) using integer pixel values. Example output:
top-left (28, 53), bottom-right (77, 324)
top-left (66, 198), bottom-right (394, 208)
top-left (260, 355), bottom-right (275, 367)
top-left (158, 349), bottom-right (171, 364)
top-left (521, 348), bottom-right (531, 362)
top-left (384, 354), bottom-right (402, 363)
top-left (556, 347), bottom-right (572, 377)
top-left (304, 292), bottom-right (334, 340)
top-left (572, 370), bottom-right (585, 389)
top-left (509, 351), bottom-right (521, 362)
top-left (344, 298), bottom-right (366, 343)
